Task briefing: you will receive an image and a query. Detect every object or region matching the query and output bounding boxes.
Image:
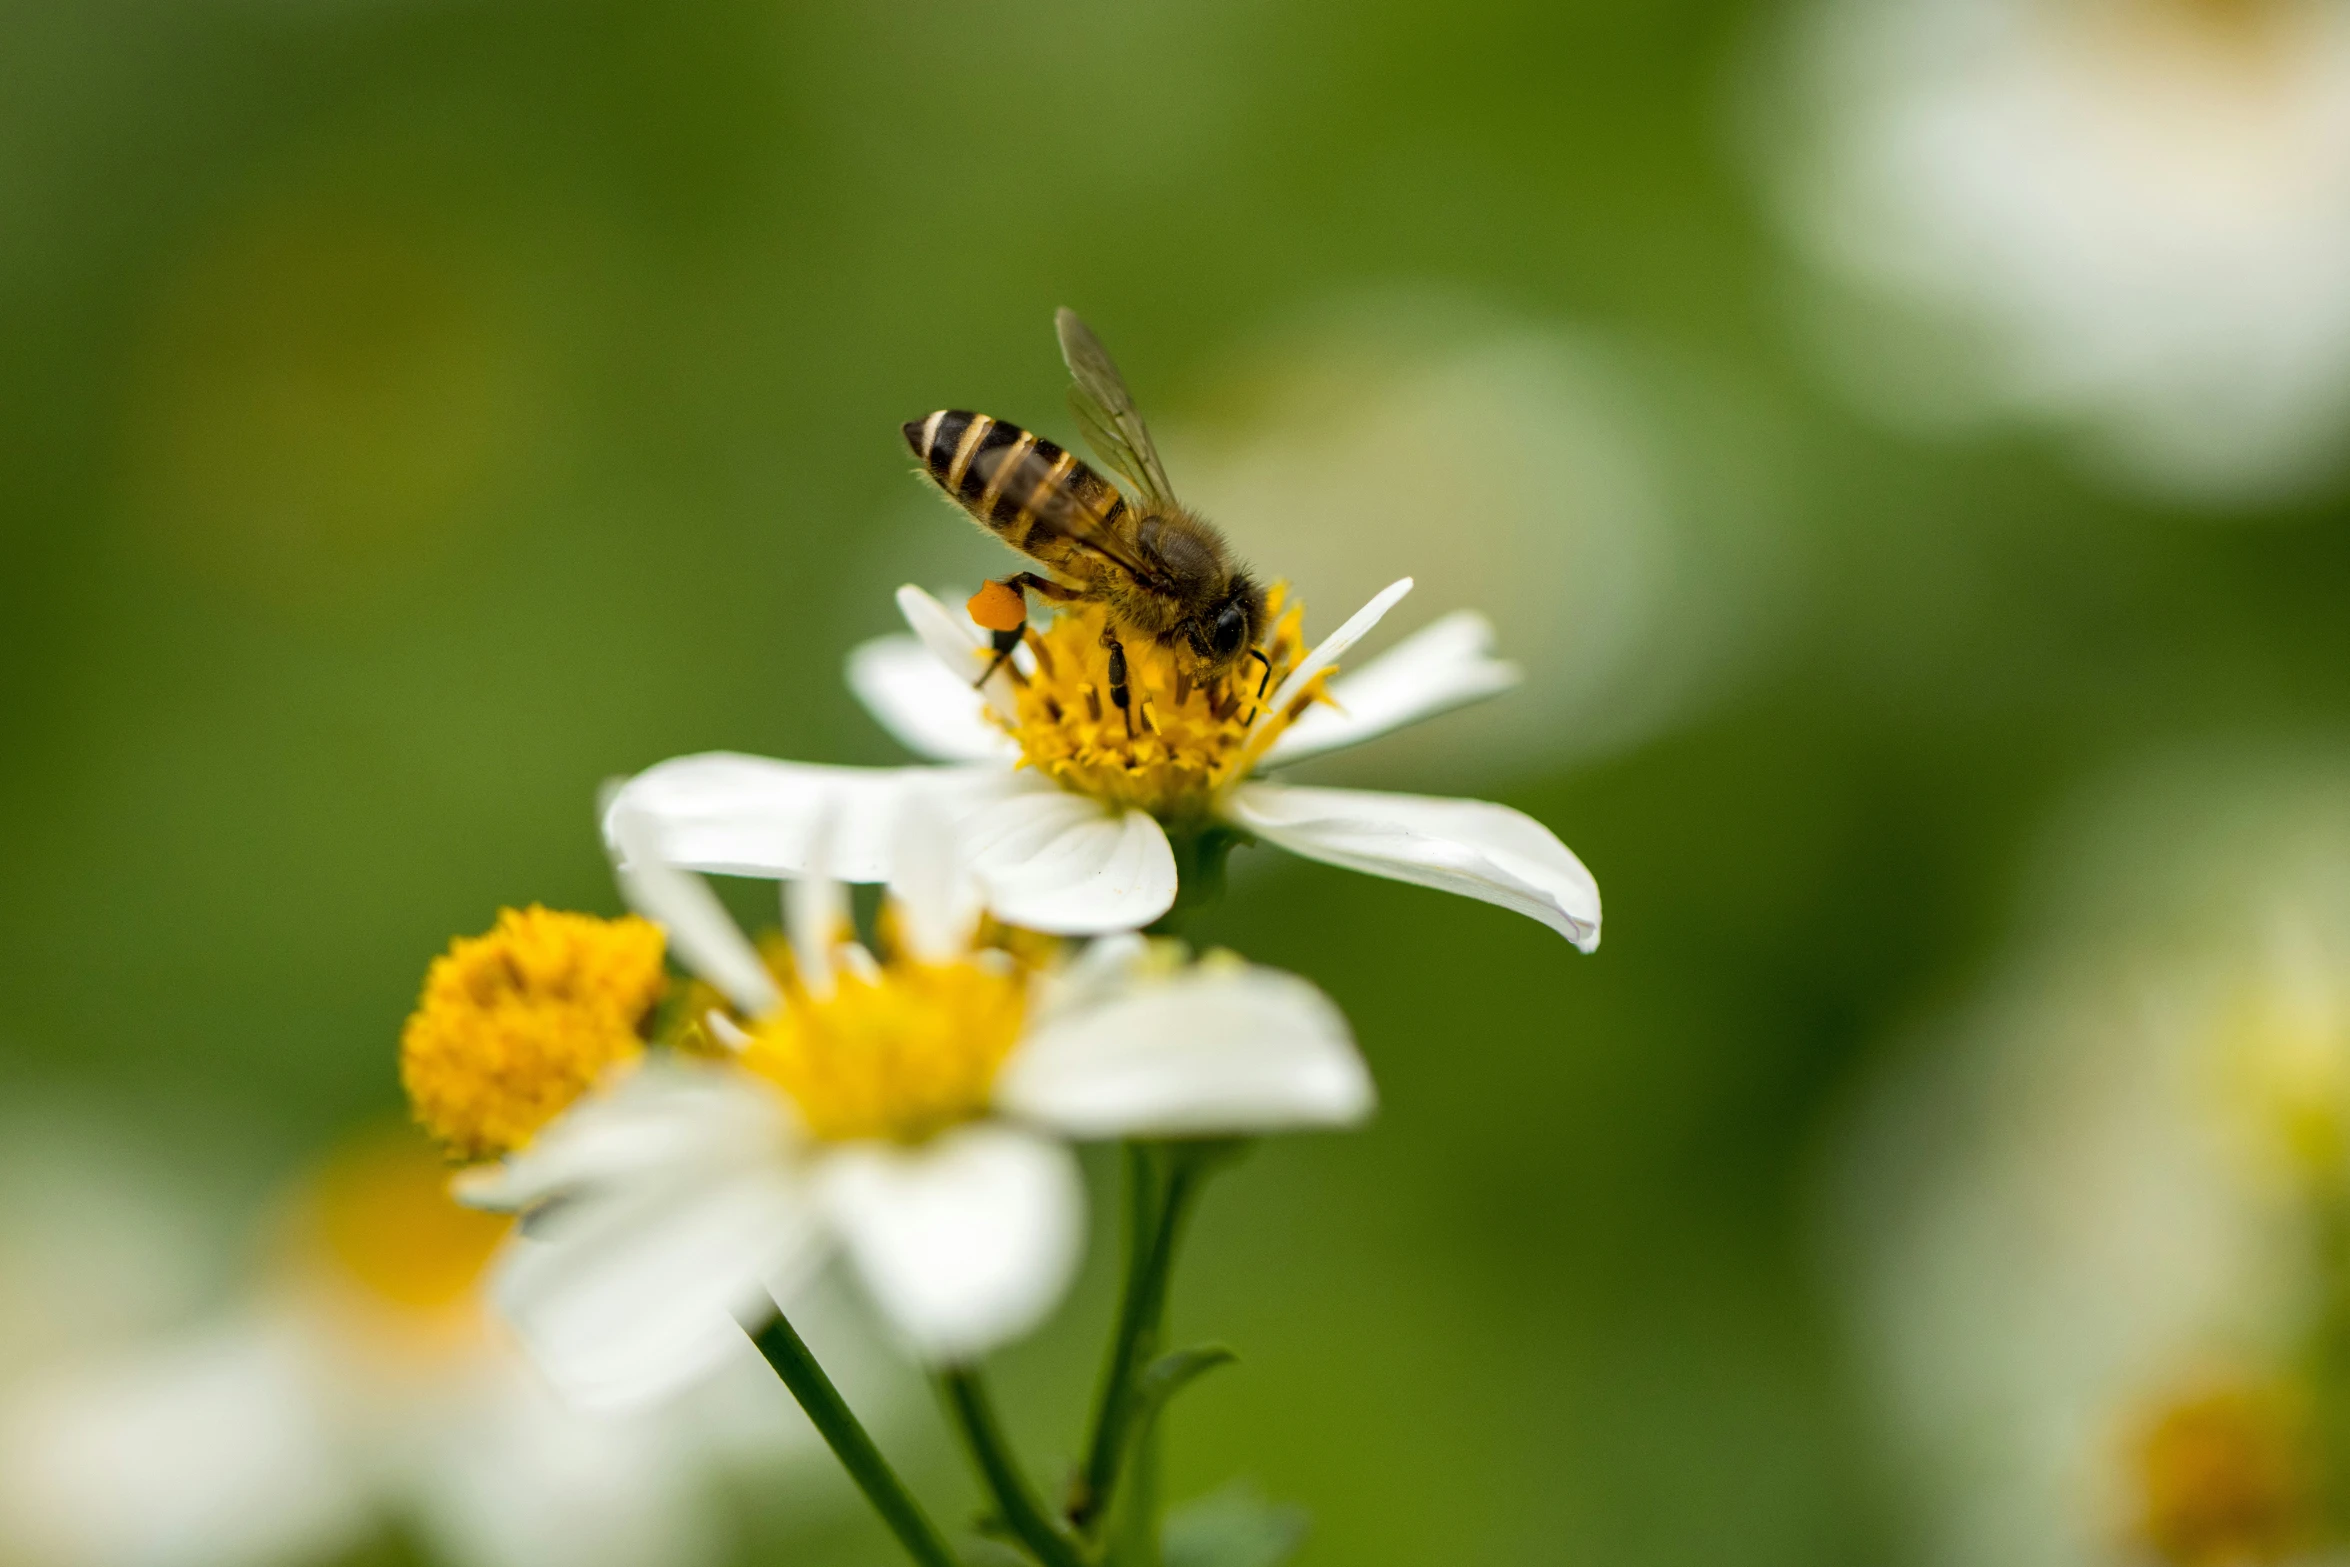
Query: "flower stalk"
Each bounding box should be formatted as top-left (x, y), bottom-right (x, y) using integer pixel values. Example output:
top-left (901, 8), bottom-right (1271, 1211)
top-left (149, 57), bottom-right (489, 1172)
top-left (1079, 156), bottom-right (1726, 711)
top-left (940, 1368), bottom-right (1090, 1567)
top-left (749, 1311), bottom-right (959, 1567)
top-left (1071, 1141), bottom-right (1224, 1547)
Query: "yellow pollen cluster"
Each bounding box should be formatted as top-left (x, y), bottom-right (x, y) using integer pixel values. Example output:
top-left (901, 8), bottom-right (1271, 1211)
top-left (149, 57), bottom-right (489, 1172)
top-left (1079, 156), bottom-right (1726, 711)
top-left (740, 957), bottom-right (1027, 1144)
top-left (1001, 585), bottom-right (1327, 818)
top-left (2133, 1382), bottom-right (2313, 1567)
top-left (400, 906), bottom-right (667, 1162)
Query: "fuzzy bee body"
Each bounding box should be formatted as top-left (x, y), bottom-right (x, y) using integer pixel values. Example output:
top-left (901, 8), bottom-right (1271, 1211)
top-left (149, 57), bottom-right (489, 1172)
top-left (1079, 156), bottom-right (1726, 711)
top-left (900, 313), bottom-right (1269, 714)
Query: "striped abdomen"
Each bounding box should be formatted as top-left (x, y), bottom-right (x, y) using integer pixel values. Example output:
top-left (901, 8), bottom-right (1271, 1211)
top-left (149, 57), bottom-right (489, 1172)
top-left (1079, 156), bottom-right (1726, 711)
top-left (901, 410), bottom-right (1128, 543)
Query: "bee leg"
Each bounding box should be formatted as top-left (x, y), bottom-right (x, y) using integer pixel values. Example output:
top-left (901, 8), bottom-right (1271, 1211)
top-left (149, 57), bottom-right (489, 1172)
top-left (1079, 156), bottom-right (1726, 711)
top-left (1102, 631), bottom-right (1134, 738)
top-left (967, 579), bottom-right (1031, 690)
top-left (975, 626), bottom-right (1026, 689)
top-left (1004, 570), bottom-right (1083, 601)
top-left (970, 572), bottom-right (1091, 689)
top-left (1247, 647), bottom-right (1273, 700)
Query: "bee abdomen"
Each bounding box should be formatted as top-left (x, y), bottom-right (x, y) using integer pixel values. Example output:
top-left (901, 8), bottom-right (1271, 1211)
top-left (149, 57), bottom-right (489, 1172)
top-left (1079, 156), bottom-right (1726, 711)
top-left (903, 410), bottom-right (1010, 502)
top-left (903, 410), bottom-right (1127, 535)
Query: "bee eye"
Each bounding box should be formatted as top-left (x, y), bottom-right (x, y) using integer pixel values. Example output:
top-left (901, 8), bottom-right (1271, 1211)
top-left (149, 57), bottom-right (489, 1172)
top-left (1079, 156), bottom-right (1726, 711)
top-left (1211, 603), bottom-right (1249, 656)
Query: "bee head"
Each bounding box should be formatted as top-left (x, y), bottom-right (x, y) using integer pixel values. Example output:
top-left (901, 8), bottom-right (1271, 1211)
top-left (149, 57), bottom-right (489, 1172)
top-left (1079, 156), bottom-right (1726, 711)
top-left (1187, 574), bottom-right (1267, 678)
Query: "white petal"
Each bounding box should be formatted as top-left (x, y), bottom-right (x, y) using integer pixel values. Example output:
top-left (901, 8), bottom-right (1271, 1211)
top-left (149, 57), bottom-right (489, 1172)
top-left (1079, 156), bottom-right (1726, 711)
top-left (496, 1172), bottom-right (820, 1413)
top-left (896, 585), bottom-right (1017, 722)
top-left (609, 807), bottom-right (781, 1017)
top-left (474, 1071), bottom-right (824, 1410)
top-left (817, 1125), bottom-right (1082, 1364)
top-left (604, 753), bottom-right (1001, 882)
top-left (1025, 932), bottom-right (1152, 1026)
top-left (0, 1314), bottom-right (367, 1567)
top-left (1000, 961), bottom-right (1372, 1137)
top-left (960, 788), bottom-right (1178, 934)
top-left (786, 869), bottom-right (848, 1001)
top-left (454, 1063), bottom-right (788, 1214)
top-left (1244, 576), bottom-right (1414, 754)
top-left (1261, 610), bottom-right (1522, 767)
top-left (1224, 781), bottom-right (1601, 951)
top-left (885, 791), bottom-right (983, 964)
top-left (846, 634), bottom-right (1019, 764)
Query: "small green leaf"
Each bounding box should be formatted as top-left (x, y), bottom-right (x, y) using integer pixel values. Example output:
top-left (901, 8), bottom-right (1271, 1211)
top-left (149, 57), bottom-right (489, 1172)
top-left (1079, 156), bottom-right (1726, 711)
top-left (1095, 1346), bottom-right (1240, 1565)
top-left (1162, 1484), bottom-right (1310, 1567)
top-left (1138, 1344), bottom-right (1236, 1406)
top-left (1117, 1343), bottom-right (1236, 1475)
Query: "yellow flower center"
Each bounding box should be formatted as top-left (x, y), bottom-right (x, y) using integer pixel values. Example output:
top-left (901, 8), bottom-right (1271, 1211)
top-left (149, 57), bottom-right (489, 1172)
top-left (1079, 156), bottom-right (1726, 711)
top-left (2217, 978), bottom-right (2350, 1187)
top-left (2132, 1381), bottom-right (2312, 1567)
top-left (1000, 585), bottom-right (1328, 818)
top-left (400, 906), bottom-right (667, 1162)
top-left (739, 956), bottom-right (1027, 1144)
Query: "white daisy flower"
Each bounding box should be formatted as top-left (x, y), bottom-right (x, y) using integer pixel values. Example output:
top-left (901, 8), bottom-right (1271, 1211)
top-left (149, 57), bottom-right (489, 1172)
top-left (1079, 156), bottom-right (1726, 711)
top-left (455, 804), bottom-right (1373, 1407)
top-left (1831, 752), bottom-right (2350, 1567)
top-left (602, 576), bottom-right (1600, 946)
top-left (1757, 0), bottom-right (2350, 502)
top-left (0, 1126), bottom-right (826, 1567)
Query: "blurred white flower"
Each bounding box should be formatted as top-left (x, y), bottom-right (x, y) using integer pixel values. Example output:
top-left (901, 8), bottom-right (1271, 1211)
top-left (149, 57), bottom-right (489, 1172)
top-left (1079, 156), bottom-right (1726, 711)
top-left (0, 1107), bottom-right (222, 1390)
top-left (1829, 751), bottom-right (2350, 1567)
top-left (1756, 0), bottom-right (2350, 502)
top-left (608, 574), bottom-right (1600, 945)
top-left (1170, 298), bottom-right (1801, 779)
top-left (0, 1125), bottom-right (827, 1567)
top-left (457, 804), bottom-right (1373, 1406)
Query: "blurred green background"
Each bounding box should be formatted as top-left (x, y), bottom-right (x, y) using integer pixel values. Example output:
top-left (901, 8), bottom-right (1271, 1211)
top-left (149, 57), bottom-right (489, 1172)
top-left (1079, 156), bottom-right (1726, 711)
top-left (7, 0), bottom-right (2350, 1563)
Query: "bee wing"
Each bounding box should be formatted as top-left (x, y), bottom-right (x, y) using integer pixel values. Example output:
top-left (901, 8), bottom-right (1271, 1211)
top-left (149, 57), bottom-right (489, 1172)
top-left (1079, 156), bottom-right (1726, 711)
top-left (970, 437), bottom-right (1175, 593)
top-left (1056, 308), bottom-right (1177, 511)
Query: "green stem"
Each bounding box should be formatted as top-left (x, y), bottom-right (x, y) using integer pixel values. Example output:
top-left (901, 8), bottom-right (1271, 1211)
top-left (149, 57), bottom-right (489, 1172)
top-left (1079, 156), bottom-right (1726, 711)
top-left (939, 1368), bottom-right (1089, 1567)
top-left (1072, 1143), bottom-right (1208, 1542)
top-left (1111, 1420), bottom-right (1163, 1567)
top-left (1071, 1145), bottom-right (1161, 1534)
top-left (748, 1313), bottom-right (958, 1567)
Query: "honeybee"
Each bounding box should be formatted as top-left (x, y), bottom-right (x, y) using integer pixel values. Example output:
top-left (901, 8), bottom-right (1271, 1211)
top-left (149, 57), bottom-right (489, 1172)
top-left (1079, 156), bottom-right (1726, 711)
top-left (901, 309), bottom-right (1270, 730)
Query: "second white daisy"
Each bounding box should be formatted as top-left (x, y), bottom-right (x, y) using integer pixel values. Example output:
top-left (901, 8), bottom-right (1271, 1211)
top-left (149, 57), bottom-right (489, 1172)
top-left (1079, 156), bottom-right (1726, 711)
top-left (458, 805), bottom-right (1374, 1408)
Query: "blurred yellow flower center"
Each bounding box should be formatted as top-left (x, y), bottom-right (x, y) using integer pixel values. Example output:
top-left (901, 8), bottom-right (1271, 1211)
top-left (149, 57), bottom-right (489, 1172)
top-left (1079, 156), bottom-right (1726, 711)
top-left (2134, 1382), bottom-right (2312, 1567)
top-left (2157, 0), bottom-right (2283, 39)
top-left (740, 957), bottom-right (1026, 1144)
top-left (1000, 586), bottom-right (1327, 818)
top-left (400, 907), bottom-right (667, 1162)
top-left (300, 1128), bottom-right (512, 1317)
top-left (2220, 980), bottom-right (2350, 1184)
